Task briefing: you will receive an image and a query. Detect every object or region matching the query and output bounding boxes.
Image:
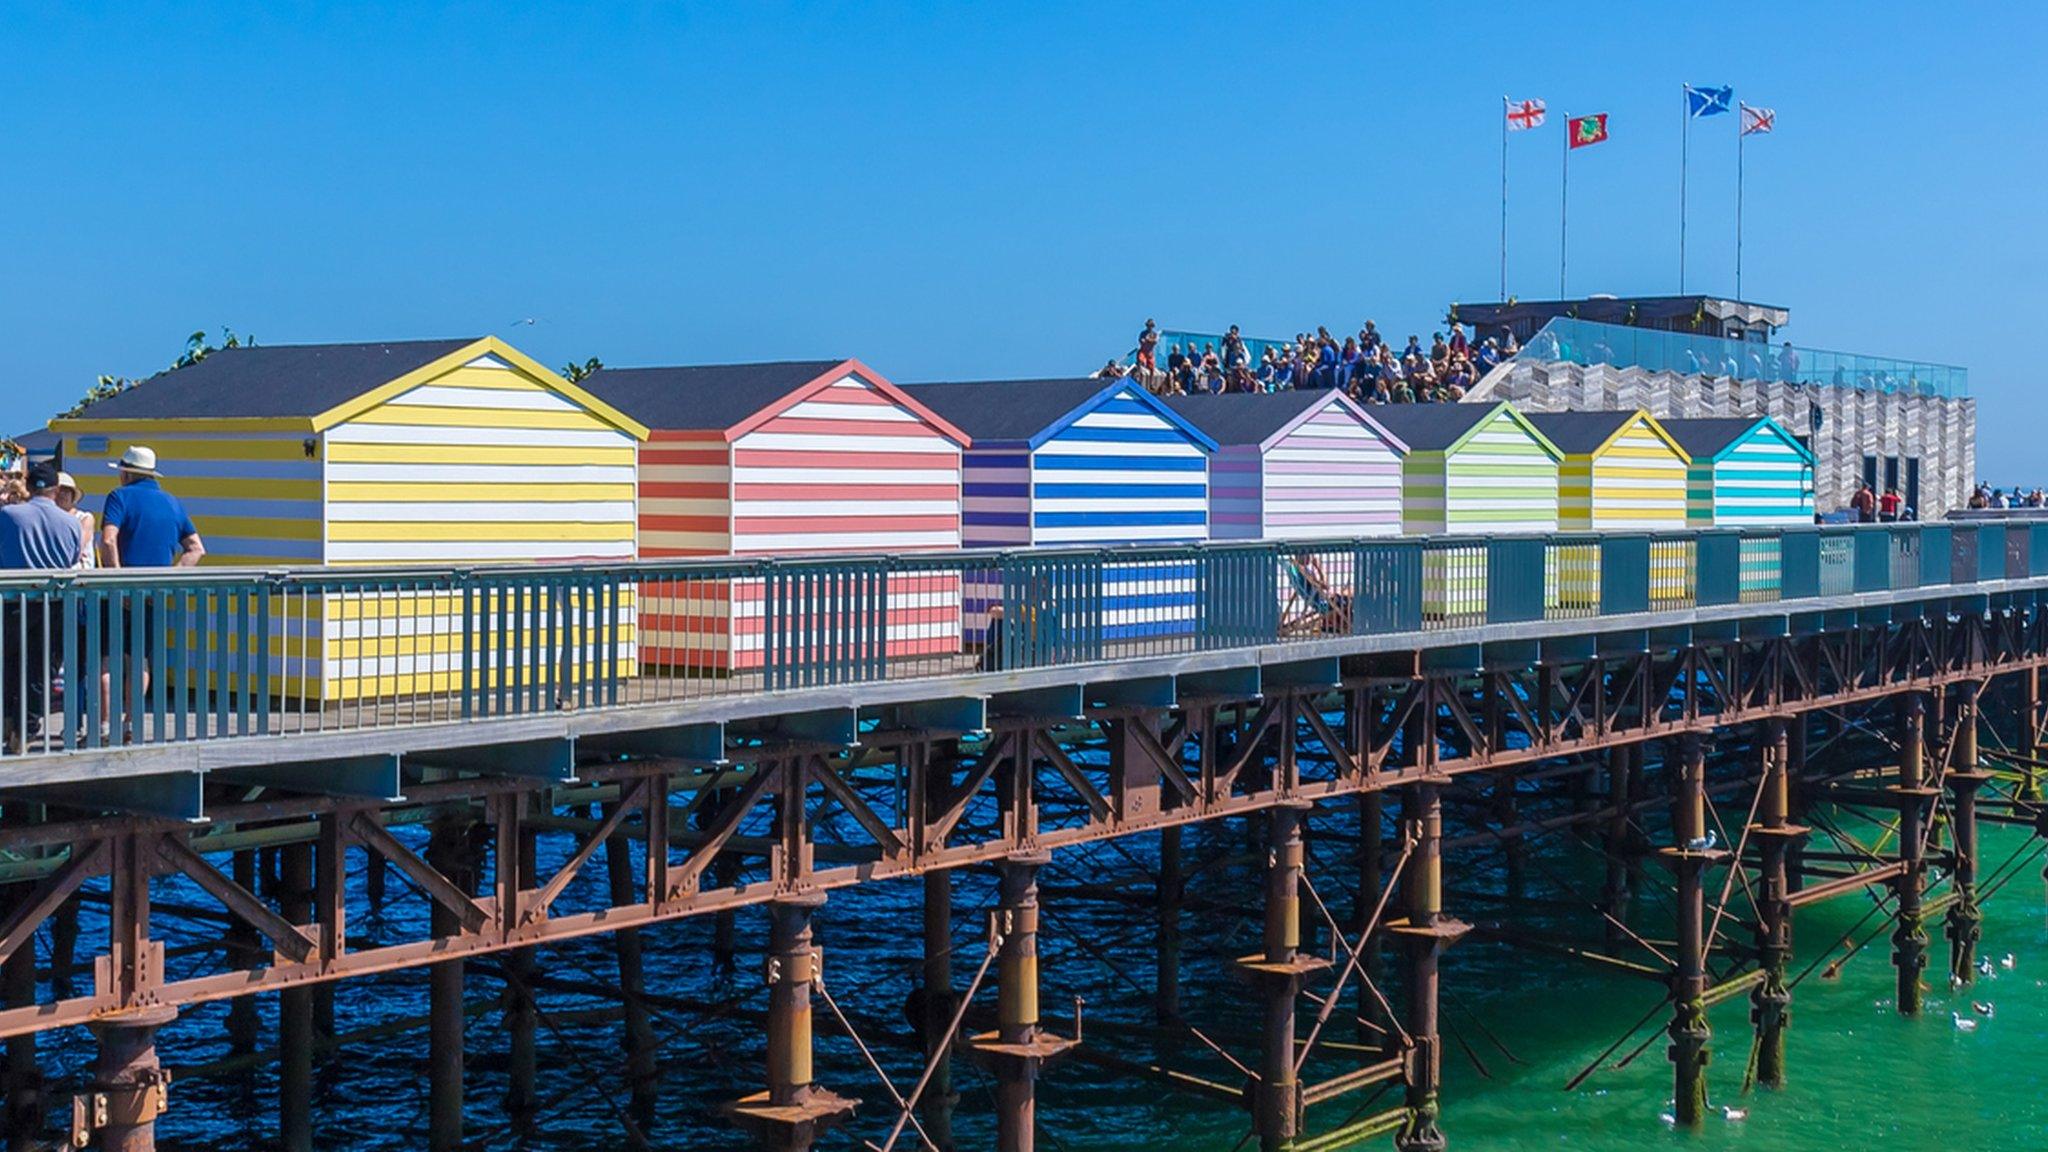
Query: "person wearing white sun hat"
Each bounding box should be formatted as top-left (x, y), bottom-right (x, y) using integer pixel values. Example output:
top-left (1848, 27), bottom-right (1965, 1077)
top-left (52, 470), bottom-right (94, 569)
top-left (97, 446), bottom-right (203, 735)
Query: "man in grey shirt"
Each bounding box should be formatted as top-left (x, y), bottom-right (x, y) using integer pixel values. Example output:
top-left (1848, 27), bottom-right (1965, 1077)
top-left (1, 462), bottom-right (82, 751)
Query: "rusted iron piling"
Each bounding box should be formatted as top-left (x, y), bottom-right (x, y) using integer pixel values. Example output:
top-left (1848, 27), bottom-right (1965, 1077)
top-left (1238, 803), bottom-right (1325, 1151)
top-left (727, 893), bottom-right (856, 1151)
top-left (1892, 694), bottom-right (1934, 1017)
top-left (971, 851), bottom-right (1077, 1152)
top-left (1751, 718), bottom-right (1799, 1088)
top-left (1392, 781), bottom-right (1462, 1152)
top-left (1947, 683), bottom-right (1989, 985)
top-left (1664, 733), bottom-right (1716, 1126)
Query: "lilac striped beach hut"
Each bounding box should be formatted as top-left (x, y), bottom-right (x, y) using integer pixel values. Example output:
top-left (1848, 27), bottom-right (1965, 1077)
top-left (1167, 390), bottom-right (1407, 540)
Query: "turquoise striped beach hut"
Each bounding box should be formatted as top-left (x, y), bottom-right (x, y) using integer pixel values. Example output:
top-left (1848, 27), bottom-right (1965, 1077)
top-left (1166, 390), bottom-right (1406, 540)
top-left (906, 378), bottom-right (1216, 651)
top-left (1662, 416), bottom-right (1816, 527)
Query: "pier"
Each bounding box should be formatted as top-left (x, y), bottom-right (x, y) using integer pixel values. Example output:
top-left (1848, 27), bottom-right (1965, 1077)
top-left (1, 520), bottom-right (2045, 1148)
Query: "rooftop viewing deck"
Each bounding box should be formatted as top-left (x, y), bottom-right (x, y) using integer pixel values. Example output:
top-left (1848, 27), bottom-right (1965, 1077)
top-left (1517, 316), bottom-right (1969, 398)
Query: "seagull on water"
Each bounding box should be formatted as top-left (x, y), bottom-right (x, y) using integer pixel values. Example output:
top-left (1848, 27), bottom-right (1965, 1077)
top-left (2001, 953), bottom-right (2016, 970)
top-left (1683, 830), bottom-right (1718, 853)
top-left (1952, 1011), bottom-right (1979, 1032)
top-left (1721, 1105), bottom-right (1748, 1121)
top-left (1979, 957), bottom-right (1996, 977)
top-left (1973, 1001), bottom-right (1995, 1017)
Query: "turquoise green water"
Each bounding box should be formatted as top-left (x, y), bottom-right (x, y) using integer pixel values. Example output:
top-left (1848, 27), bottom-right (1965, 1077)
top-left (1031, 820), bottom-right (2048, 1152)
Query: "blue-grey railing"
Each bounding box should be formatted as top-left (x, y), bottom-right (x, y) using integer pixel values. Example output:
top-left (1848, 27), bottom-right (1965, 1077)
top-left (1515, 316), bottom-right (1969, 399)
top-left (0, 522), bottom-right (2041, 761)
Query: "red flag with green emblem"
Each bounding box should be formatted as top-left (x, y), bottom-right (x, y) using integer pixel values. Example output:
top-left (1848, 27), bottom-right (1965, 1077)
top-left (1568, 113), bottom-right (1609, 149)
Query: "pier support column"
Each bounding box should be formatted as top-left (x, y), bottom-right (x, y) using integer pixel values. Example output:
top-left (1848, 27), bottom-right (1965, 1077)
top-left (1947, 684), bottom-right (1990, 985)
top-left (1236, 803), bottom-right (1325, 1152)
top-left (426, 817), bottom-right (473, 1152)
top-left (1786, 715), bottom-right (1810, 894)
top-left (1891, 694), bottom-right (1934, 1016)
top-left (75, 1006), bottom-right (177, 1152)
top-left (2022, 668), bottom-right (2043, 803)
top-left (503, 822), bottom-right (539, 1121)
top-left (1750, 718), bottom-right (1800, 1088)
top-left (1356, 789), bottom-right (1387, 1051)
top-left (920, 868), bottom-right (959, 1149)
top-left (223, 849), bottom-right (261, 1053)
top-left (969, 851), bottom-right (1076, 1152)
top-left (1602, 746), bottom-right (1636, 949)
top-left (1392, 781), bottom-right (1465, 1152)
top-left (1664, 734), bottom-right (1718, 1126)
top-left (278, 841), bottom-right (315, 1152)
top-left (604, 802), bottom-right (658, 1132)
top-left (728, 894), bottom-right (856, 1151)
top-left (2, 805), bottom-right (42, 1152)
top-left (1155, 826), bottom-right (1182, 1025)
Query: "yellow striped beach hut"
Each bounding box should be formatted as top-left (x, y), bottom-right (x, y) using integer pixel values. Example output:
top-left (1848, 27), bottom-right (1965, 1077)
top-left (1525, 410), bottom-right (1693, 605)
top-left (49, 337), bottom-right (650, 700)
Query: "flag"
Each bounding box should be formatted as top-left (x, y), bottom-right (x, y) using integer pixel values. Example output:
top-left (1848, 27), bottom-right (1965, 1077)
top-left (1506, 97), bottom-right (1547, 131)
top-left (1568, 113), bottom-right (1609, 149)
top-left (1685, 84), bottom-right (1734, 118)
top-left (1740, 102), bottom-right (1776, 136)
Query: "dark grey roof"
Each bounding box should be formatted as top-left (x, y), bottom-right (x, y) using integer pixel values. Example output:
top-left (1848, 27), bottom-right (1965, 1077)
top-left (1163, 390), bottom-right (1332, 446)
top-left (1523, 411), bottom-right (1638, 455)
top-left (68, 339), bottom-right (483, 420)
top-left (577, 361), bottom-right (848, 431)
top-left (900, 378), bottom-right (1116, 442)
top-left (1367, 402), bottom-right (1503, 451)
top-left (1660, 416), bottom-right (1767, 458)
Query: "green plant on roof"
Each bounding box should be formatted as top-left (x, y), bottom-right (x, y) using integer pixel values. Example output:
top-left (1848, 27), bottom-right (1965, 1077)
top-left (65, 327), bottom-right (255, 417)
top-left (560, 356), bottom-right (603, 384)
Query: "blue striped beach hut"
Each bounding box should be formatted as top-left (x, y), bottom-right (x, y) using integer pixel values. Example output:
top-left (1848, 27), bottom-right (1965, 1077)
top-left (1661, 416), bottom-right (1816, 527)
top-left (904, 378), bottom-right (1216, 653)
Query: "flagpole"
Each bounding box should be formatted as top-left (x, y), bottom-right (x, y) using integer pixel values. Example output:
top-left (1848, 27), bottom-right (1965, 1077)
top-left (1679, 85), bottom-right (1689, 294)
top-left (1501, 95), bottom-right (1510, 301)
top-left (1736, 113), bottom-right (1746, 300)
top-left (1559, 112), bottom-right (1569, 297)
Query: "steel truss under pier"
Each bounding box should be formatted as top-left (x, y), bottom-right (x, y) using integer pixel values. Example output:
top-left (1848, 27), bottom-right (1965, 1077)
top-left (3, 588), bottom-right (2048, 1149)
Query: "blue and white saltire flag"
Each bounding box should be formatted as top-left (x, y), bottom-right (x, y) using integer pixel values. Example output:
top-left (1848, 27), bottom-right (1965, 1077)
top-left (1685, 84), bottom-right (1734, 118)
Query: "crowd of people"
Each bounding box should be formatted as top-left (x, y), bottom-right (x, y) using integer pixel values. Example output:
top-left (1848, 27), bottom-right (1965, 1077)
top-left (1103, 319), bottom-right (1519, 404)
top-left (1, 445), bottom-right (205, 751)
top-left (1967, 482), bottom-right (2047, 510)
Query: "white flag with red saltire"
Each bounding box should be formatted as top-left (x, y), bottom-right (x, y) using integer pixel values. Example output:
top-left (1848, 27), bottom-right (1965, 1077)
top-left (1741, 102), bottom-right (1776, 136)
top-left (1506, 98), bottom-right (1546, 132)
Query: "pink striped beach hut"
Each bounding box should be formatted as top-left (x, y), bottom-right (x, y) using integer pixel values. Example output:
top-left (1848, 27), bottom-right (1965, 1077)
top-left (580, 359), bottom-right (970, 674)
top-left (1166, 390), bottom-right (1407, 540)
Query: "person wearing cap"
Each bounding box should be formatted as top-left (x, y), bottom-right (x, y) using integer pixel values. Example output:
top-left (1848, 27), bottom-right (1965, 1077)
top-left (0, 462), bottom-right (82, 751)
top-left (52, 471), bottom-right (95, 569)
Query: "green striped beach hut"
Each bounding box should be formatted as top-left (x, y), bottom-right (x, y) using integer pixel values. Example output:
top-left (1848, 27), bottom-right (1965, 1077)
top-left (1372, 402), bottom-right (1562, 619)
top-left (1661, 416), bottom-right (1816, 527)
top-left (1372, 401), bottom-right (1563, 535)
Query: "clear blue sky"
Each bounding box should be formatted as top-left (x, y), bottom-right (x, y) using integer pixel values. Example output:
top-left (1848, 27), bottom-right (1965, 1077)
top-left (3, 2), bottom-right (2041, 479)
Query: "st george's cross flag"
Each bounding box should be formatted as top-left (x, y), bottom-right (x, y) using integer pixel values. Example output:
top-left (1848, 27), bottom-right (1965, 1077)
top-left (1741, 102), bottom-right (1776, 135)
top-left (1506, 98), bottom-right (1547, 131)
top-left (1568, 113), bottom-right (1609, 148)
top-left (1685, 84), bottom-right (1734, 118)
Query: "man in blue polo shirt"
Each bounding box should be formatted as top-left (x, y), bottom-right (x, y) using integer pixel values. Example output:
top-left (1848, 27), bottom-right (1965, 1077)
top-left (96, 447), bottom-right (203, 737)
top-left (100, 446), bottom-right (203, 569)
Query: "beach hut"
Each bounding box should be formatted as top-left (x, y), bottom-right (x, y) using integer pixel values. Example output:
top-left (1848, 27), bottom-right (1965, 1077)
top-left (1370, 402), bottom-right (1562, 619)
top-left (579, 359), bottom-right (969, 674)
top-left (1164, 390), bottom-right (1406, 541)
top-left (1661, 416), bottom-right (1816, 527)
top-left (904, 377), bottom-right (1216, 651)
top-left (1370, 402), bottom-right (1562, 536)
top-left (1523, 410), bottom-right (1691, 532)
top-left (50, 336), bottom-right (650, 699)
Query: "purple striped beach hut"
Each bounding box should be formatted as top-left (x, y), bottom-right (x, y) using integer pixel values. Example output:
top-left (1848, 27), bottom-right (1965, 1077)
top-left (1166, 390), bottom-right (1407, 540)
